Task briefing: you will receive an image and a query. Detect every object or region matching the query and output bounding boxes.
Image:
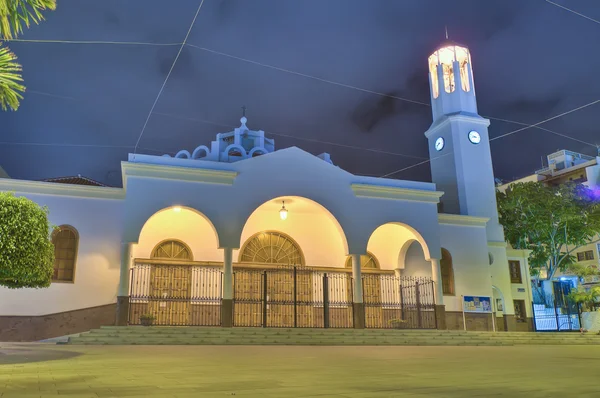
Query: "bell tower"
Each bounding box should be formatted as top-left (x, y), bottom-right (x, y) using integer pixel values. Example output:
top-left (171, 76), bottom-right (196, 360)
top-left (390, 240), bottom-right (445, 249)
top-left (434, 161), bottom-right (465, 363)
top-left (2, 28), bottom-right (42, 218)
top-left (424, 42), bottom-right (503, 242)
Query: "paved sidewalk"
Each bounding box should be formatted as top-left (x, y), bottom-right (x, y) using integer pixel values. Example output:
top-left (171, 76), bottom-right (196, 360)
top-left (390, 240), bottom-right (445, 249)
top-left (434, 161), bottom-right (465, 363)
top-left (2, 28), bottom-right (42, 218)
top-left (1, 343), bottom-right (599, 397)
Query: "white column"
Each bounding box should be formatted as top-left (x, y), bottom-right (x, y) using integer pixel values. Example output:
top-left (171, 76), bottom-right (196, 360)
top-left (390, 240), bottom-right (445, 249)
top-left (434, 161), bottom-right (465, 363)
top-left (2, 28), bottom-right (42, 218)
top-left (430, 258), bottom-right (444, 305)
top-left (118, 242), bottom-right (133, 297)
top-left (223, 247), bottom-right (233, 300)
top-left (351, 254), bottom-right (363, 303)
top-left (394, 268), bottom-right (402, 278)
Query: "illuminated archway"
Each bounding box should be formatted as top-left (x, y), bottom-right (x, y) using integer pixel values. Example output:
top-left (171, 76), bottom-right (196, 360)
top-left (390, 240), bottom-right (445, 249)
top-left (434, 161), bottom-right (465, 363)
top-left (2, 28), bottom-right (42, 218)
top-left (237, 196), bottom-right (349, 267)
top-left (134, 206), bottom-right (220, 262)
top-left (366, 222), bottom-right (432, 272)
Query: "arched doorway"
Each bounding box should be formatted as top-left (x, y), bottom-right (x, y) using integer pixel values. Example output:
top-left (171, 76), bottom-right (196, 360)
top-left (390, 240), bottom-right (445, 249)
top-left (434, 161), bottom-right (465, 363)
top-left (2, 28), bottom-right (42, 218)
top-left (129, 207), bottom-right (222, 327)
top-left (233, 196), bottom-right (352, 328)
top-left (492, 286), bottom-right (506, 331)
top-left (364, 223), bottom-right (437, 329)
top-left (236, 230), bottom-right (317, 328)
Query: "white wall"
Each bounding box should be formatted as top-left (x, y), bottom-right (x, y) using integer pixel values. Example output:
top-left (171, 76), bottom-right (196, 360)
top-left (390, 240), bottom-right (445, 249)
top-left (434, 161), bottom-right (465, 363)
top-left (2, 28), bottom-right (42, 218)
top-left (123, 148), bottom-right (443, 258)
top-left (439, 223), bottom-right (494, 312)
top-left (402, 242), bottom-right (432, 278)
top-left (0, 193), bottom-right (123, 316)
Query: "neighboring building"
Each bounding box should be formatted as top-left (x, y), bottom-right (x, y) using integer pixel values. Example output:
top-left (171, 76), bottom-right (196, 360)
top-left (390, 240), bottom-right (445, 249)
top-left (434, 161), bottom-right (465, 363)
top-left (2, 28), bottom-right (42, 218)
top-left (0, 41), bottom-right (533, 341)
top-left (498, 150), bottom-right (600, 308)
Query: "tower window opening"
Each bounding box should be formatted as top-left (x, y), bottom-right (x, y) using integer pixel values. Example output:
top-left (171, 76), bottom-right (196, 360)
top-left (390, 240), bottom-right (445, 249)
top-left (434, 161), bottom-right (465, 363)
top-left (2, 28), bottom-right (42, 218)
top-left (455, 46), bottom-right (471, 92)
top-left (438, 47), bottom-right (456, 93)
top-left (428, 54), bottom-right (440, 99)
top-left (442, 63), bottom-right (455, 93)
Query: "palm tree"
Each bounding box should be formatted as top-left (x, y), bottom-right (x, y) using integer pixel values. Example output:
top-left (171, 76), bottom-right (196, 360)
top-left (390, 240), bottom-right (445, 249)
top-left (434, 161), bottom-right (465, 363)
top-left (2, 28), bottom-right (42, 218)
top-left (0, 0), bottom-right (56, 111)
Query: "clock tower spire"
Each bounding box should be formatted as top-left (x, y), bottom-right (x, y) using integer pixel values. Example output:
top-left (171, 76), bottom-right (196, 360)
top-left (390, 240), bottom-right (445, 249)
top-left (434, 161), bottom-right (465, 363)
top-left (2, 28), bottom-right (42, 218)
top-left (424, 42), bottom-right (504, 242)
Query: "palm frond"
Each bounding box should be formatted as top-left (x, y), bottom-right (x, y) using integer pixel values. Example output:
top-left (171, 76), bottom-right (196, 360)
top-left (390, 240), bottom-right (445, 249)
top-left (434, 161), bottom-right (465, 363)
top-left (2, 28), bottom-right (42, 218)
top-left (0, 0), bottom-right (56, 40)
top-left (0, 44), bottom-right (24, 111)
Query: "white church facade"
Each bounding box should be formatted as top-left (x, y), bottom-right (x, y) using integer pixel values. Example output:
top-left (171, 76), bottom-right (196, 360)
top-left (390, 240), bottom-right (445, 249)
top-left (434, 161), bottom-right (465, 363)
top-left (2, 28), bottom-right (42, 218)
top-left (0, 42), bottom-right (534, 341)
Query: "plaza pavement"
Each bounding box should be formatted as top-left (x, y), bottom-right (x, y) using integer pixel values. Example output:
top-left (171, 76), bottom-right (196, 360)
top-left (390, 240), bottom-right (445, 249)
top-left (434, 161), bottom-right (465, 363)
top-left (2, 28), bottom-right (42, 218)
top-left (0, 343), bottom-right (599, 397)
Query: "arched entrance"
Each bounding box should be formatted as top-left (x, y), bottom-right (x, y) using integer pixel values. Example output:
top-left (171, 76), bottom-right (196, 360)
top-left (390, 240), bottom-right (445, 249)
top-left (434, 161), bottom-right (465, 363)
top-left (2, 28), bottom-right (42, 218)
top-left (363, 223), bottom-right (438, 329)
top-left (129, 206), bottom-right (222, 327)
top-left (232, 196), bottom-right (353, 328)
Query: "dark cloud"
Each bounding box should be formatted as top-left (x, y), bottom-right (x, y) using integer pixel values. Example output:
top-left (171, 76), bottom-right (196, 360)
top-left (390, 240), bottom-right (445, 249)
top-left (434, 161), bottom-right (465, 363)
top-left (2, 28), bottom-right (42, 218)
top-left (215, 0), bottom-right (238, 21)
top-left (350, 66), bottom-right (431, 133)
top-left (103, 11), bottom-right (120, 27)
top-left (0, 0), bottom-right (596, 185)
top-left (157, 47), bottom-right (195, 80)
top-left (351, 92), bottom-right (398, 133)
top-left (500, 96), bottom-right (563, 119)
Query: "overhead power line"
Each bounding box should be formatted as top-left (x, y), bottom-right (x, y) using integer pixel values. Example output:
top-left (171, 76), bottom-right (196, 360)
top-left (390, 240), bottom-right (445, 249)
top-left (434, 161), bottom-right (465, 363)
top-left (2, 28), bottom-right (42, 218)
top-left (185, 44), bottom-right (430, 106)
top-left (380, 99), bottom-right (600, 178)
top-left (5, 38), bottom-right (181, 46)
top-left (153, 111), bottom-right (428, 160)
top-left (132, 0), bottom-right (206, 155)
top-left (490, 100), bottom-right (600, 141)
top-left (545, 0), bottom-right (600, 25)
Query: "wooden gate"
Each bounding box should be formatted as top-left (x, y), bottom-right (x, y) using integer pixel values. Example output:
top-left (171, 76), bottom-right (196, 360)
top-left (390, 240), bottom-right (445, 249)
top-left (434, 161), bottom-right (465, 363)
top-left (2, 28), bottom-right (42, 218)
top-left (233, 266), bottom-right (354, 328)
top-left (129, 263), bottom-right (222, 326)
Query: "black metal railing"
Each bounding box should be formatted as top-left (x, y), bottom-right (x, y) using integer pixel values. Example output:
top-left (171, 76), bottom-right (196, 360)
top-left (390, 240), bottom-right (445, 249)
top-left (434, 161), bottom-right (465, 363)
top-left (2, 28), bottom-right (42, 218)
top-left (233, 266), bottom-right (354, 328)
top-left (128, 263), bottom-right (222, 326)
top-left (363, 275), bottom-right (437, 329)
top-left (128, 263), bottom-right (437, 330)
top-left (532, 295), bottom-right (581, 332)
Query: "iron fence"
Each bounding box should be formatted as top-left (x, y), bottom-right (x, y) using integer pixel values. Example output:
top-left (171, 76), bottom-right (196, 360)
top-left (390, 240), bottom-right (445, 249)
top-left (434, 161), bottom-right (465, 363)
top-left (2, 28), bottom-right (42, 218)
top-left (128, 263), bottom-right (222, 326)
top-left (233, 266), bottom-right (354, 328)
top-left (128, 263), bottom-right (437, 330)
top-left (363, 275), bottom-right (437, 329)
top-left (532, 296), bottom-right (581, 332)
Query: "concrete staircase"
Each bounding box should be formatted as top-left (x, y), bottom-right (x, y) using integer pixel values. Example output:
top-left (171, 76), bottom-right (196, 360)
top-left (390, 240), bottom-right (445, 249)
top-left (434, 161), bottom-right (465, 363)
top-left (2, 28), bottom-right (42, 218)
top-left (66, 327), bottom-right (600, 346)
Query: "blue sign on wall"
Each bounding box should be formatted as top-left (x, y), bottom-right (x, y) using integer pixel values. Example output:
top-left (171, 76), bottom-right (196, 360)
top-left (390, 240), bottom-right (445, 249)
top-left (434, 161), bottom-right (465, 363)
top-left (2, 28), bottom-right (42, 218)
top-left (463, 296), bottom-right (492, 313)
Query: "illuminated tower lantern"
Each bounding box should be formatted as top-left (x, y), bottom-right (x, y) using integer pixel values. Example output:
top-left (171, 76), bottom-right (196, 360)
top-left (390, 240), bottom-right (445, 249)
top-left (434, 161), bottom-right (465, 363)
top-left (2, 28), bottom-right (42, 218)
top-left (424, 42), bottom-right (504, 243)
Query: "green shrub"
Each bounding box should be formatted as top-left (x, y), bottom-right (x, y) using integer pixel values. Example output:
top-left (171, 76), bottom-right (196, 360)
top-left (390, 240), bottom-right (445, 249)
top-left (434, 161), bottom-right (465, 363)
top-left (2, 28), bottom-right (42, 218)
top-left (0, 192), bottom-right (54, 288)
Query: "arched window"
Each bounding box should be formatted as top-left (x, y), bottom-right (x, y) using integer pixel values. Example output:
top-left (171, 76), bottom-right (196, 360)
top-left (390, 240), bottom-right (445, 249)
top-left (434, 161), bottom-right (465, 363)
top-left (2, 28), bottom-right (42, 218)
top-left (440, 248), bottom-right (455, 295)
top-left (239, 231), bottom-right (305, 265)
top-left (52, 225), bottom-right (79, 282)
top-left (151, 239), bottom-right (193, 261)
top-left (344, 252), bottom-right (380, 269)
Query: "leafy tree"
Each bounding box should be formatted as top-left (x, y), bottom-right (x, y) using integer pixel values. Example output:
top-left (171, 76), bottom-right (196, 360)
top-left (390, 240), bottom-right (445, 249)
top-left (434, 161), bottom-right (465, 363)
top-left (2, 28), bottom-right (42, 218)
top-left (497, 181), bottom-right (600, 281)
top-left (568, 286), bottom-right (600, 312)
top-left (0, 0), bottom-right (56, 110)
top-left (568, 263), bottom-right (600, 279)
top-left (0, 192), bottom-right (54, 288)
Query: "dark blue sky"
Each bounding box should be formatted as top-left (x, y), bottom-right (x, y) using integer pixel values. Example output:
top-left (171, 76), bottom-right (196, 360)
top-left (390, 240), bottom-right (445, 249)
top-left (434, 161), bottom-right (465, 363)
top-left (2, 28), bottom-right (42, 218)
top-left (0, 0), bottom-right (598, 186)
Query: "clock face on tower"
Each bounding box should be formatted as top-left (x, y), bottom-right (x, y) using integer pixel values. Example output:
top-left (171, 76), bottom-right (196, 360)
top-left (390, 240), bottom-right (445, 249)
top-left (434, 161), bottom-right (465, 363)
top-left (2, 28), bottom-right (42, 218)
top-left (434, 137), bottom-right (445, 151)
top-left (468, 130), bottom-right (481, 144)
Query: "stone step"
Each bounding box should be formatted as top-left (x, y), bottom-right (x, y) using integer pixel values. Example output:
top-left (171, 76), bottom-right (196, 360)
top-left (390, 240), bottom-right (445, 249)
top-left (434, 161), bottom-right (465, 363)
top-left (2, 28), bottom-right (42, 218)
top-left (86, 329), bottom-right (600, 340)
top-left (68, 335), bottom-right (600, 346)
top-left (67, 327), bottom-right (600, 346)
top-left (97, 326), bottom-right (599, 337)
top-left (67, 337), bottom-right (513, 346)
top-left (96, 326), bottom-right (588, 333)
top-left (82, 332), bottom-right (600, 343)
